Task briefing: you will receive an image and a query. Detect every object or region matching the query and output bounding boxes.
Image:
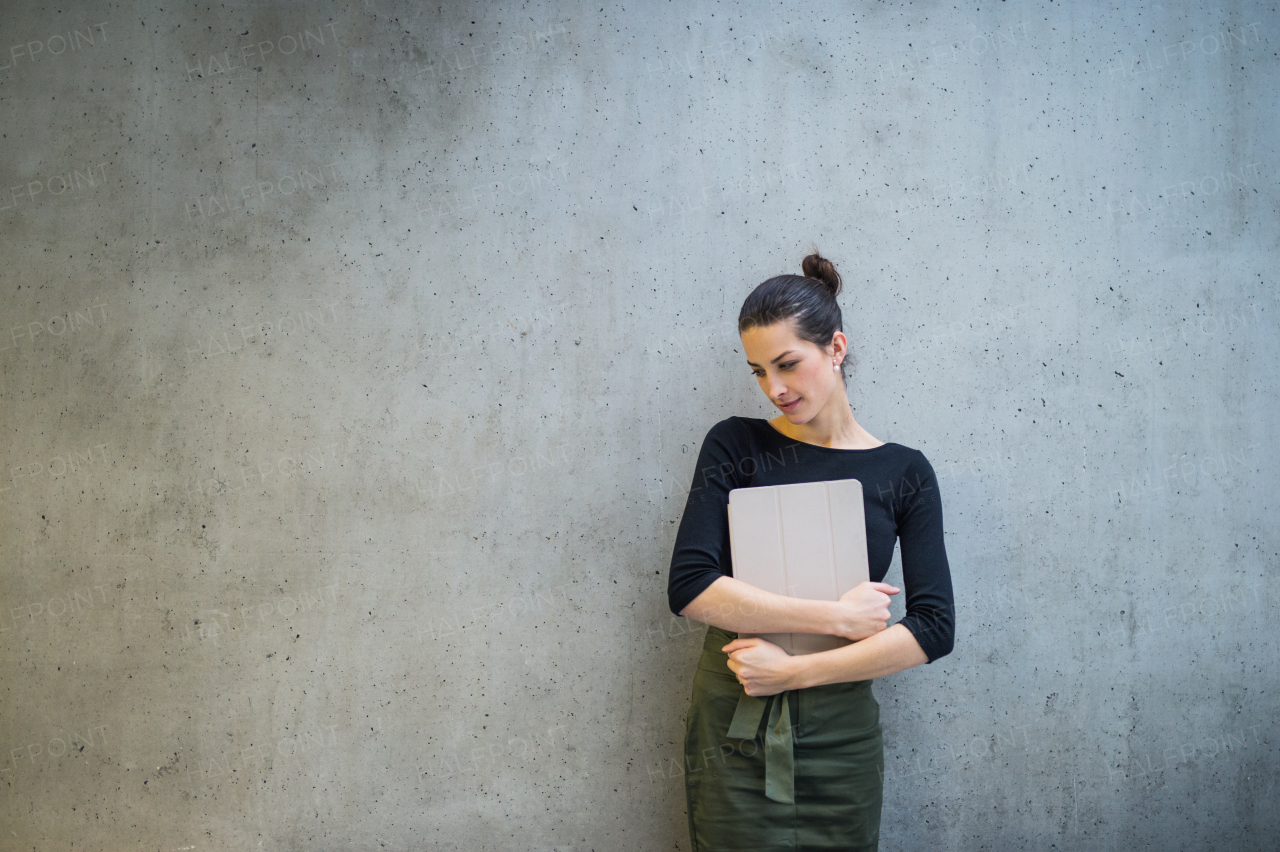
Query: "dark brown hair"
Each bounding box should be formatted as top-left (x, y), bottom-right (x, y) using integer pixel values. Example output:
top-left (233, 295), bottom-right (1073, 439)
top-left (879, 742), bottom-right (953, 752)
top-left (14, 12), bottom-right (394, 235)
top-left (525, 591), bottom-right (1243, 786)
top-left (738, 247), bottom-right (852, 383)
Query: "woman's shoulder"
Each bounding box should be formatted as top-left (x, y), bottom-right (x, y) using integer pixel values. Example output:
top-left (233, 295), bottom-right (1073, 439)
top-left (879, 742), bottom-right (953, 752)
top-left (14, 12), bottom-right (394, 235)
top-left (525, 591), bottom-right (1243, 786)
top-left (716, 416), bottom-right (796, 453)
top-left (887, 445), bottom-right (944, 501)
top-left (895, 443), bottom-right (935, 467)
top-left (703, 415), bottom-right (757, 438)
top-left (697, 416), bottom-right (758, 451)
top-left (875, 441), bottom-right (937, 475)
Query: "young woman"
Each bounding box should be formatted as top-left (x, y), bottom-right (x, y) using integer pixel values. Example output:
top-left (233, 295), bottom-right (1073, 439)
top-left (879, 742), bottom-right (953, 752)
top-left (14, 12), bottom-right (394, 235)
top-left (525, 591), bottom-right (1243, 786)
top-left (666, 251), bottom-right (956, 851)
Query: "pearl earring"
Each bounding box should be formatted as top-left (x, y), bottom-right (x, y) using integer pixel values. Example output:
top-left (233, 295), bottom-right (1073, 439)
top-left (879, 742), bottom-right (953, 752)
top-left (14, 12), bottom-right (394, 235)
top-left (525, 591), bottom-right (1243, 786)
top-left (833, 361), bottom-right (839, 371)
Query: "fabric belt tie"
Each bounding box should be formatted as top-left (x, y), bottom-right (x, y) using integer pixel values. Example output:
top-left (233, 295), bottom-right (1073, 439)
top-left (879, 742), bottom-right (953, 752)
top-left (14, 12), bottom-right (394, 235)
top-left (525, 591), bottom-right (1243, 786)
top-left (726, 689), bottom-right (795, 804)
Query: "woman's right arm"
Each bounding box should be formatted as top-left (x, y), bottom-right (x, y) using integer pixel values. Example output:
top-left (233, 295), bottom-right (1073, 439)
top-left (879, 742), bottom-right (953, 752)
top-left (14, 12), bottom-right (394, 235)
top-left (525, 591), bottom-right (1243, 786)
top-left (680, 575), bottom-right (898, 640)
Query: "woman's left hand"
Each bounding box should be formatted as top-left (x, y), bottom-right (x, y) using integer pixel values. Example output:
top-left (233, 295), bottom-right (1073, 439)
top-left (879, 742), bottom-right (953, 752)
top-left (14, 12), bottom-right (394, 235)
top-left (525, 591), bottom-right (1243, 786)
top-left (722, 637), bottom-right (801, 696)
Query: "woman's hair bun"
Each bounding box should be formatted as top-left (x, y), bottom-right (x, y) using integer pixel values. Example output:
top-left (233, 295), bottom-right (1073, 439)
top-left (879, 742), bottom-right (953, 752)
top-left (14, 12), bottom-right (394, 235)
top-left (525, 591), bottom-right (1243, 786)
top-left (801, 250), bottom-right (842, 299)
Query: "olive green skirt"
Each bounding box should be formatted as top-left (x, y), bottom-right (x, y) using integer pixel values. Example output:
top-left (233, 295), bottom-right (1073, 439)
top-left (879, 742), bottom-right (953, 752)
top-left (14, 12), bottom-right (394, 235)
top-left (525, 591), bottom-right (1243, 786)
top-left (683, 625), bottom-right (883, 852)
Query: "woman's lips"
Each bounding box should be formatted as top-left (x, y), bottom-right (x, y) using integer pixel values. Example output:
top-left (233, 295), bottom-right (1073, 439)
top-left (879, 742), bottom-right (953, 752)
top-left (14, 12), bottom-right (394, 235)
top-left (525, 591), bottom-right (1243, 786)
top-left (778, 398), bottom-right (800, 410)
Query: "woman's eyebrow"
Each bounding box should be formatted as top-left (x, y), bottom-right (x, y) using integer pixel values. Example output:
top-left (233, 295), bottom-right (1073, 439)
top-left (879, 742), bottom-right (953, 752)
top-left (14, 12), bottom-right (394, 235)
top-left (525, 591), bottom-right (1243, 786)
top-left (745, 350), bottom-right (797, 368)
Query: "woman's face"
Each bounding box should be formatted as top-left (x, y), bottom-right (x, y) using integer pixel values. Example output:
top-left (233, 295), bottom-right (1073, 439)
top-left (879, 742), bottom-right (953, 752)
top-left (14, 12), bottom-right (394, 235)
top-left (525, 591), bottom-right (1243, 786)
top-left (741, 320), bottom-right (846, 423)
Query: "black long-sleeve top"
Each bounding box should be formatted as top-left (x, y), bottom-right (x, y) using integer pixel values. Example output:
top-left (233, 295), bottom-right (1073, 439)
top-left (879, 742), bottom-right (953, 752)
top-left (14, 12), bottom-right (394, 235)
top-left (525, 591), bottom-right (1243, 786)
top-left (666, 416), bottom-right (955, 663)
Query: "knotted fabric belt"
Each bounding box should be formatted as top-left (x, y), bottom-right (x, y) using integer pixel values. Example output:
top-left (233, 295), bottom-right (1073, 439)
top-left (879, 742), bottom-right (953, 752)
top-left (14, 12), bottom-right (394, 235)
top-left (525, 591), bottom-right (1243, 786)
top-left (726, 689), bottom-right (795, 804)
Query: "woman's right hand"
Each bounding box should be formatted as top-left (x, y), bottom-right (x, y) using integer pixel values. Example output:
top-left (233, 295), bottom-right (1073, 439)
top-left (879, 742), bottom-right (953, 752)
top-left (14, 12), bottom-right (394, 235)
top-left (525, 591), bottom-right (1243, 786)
top-left (832, 581), bottom-right (900, 641)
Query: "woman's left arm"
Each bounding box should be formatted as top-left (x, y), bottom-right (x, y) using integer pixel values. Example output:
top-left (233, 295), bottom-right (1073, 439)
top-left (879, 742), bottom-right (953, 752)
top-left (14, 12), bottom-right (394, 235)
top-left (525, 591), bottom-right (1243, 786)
top-left (790, 623), bottom-right (928, 687)
top-left (723, 623), bottom-right (927, 694)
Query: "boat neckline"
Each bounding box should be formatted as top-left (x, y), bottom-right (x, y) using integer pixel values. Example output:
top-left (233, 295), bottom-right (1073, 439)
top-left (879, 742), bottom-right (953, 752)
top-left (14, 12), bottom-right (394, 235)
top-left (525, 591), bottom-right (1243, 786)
top-left (750, 417), bottom-right (895, 453)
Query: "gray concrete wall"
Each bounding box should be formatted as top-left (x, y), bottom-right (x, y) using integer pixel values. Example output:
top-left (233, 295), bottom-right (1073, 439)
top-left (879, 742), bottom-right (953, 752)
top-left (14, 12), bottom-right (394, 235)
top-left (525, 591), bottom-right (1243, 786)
top-left (0, 0), bottom-right (1275, 849)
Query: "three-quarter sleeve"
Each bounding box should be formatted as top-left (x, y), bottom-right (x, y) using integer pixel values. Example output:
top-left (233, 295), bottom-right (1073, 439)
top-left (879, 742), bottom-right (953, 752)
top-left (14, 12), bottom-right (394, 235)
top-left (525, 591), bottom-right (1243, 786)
top-left (666, 418), bottom-right (742, 616)
top-left (893, 450), bottom-right (956, 662)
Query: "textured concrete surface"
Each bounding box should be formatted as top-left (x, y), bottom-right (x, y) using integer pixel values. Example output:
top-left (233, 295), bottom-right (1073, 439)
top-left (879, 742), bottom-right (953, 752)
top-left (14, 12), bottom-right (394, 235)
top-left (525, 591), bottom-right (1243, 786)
top-left (0, 1), bottom-right (1276, 849)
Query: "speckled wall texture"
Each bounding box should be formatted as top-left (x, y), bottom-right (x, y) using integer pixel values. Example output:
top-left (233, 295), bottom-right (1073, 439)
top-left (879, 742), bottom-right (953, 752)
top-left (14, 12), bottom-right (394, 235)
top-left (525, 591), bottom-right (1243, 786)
top-left (0, 0), bottom-right (1276, 849)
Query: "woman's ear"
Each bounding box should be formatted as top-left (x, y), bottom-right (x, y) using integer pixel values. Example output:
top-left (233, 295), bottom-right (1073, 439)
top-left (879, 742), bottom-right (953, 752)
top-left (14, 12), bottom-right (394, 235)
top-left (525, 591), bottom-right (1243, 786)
top-left (831, 330), bottom-right (848, 359)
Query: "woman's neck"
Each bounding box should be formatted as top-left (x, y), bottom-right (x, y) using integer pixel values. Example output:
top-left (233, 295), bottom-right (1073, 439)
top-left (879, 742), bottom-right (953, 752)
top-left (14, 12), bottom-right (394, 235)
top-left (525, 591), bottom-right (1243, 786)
top-left (768, 405), bottom-right (883, 450)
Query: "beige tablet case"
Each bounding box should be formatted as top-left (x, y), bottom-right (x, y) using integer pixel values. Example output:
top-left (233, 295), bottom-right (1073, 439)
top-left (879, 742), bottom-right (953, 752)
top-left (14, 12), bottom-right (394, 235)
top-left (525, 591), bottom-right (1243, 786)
top-left (726, 478), bottom-right (870, 655)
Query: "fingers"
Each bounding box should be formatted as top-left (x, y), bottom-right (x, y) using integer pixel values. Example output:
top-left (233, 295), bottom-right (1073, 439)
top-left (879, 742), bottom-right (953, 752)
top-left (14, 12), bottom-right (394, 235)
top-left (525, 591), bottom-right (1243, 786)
top-left (840, 582), bottom-right (899, 599)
